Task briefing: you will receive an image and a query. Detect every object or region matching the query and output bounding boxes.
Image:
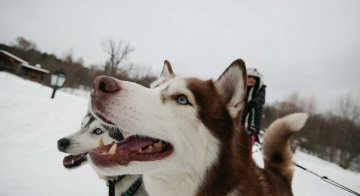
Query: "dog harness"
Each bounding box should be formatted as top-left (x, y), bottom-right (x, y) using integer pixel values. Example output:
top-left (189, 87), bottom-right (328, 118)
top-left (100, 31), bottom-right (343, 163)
top-left (107, 175), bottom-right (143, 196)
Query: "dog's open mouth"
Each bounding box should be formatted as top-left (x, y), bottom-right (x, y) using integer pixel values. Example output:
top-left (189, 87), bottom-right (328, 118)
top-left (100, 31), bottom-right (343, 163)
top-left (89, 135), bottom-right (173, 167)
top-left (63, 153), bottom-right (88, 168)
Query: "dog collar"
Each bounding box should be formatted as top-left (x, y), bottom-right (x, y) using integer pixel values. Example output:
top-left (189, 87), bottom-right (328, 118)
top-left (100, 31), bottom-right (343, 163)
top-left (107, 175), bottom-right (143, 196)
top-left (121, 177), bottom-right (143, 196)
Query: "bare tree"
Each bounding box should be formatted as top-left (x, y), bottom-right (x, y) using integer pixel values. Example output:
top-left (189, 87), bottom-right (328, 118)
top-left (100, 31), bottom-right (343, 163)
top-left (336, 92), bottom-right (360, 123)
top-left (13, 37), bottom-right (38, 51)
top-left (332, 92), bottom-right (360, 169)
top-left (62, 48), bottom-right (74, 64)
top-left (101, 38), bottom-right (134, 75)
top-left (284, 92), bottom-right (317, 114)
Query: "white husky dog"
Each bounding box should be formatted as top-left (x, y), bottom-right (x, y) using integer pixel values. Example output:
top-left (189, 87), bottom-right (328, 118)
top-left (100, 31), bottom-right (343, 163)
top-left (57, 113), bottom-right (145, 196)
top-left (88, 59), bottom-right (308, 196)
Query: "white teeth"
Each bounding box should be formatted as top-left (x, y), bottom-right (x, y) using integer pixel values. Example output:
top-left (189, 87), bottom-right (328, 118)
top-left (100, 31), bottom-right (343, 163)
top-left (71, 160), bottom-right (74, 164)
top-left (153, 142), bottom-right (160, 149)
top-left (153, 141), bottom-right (163, 149)
top-left (137, 141), bottom-right (167, 153)
top-left (144, 145), bottom-right (154, 152)
top-left (107, 143), bottom-right (117, 155)
top-left (99, 138), bottom-right (105, 148)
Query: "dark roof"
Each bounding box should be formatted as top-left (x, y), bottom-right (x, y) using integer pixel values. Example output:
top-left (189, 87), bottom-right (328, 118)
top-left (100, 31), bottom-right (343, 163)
top-left (0, 50), bottom-right (27, 64)
top-left (0, 50), bottom-right (49, 73)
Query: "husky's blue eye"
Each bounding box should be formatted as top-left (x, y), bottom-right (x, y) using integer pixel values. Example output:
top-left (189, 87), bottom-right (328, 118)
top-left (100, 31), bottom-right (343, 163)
top-left (93, 128), bottom-right (103, 135)
top-left (177, 95), bottom-right (189, 105)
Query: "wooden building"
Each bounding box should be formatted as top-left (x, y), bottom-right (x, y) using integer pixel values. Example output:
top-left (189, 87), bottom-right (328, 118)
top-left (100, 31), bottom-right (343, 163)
top-left (0, 50), bottom-right (49, 82)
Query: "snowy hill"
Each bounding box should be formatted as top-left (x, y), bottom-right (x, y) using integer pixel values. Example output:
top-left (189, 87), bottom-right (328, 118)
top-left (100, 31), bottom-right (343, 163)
top-left (0, 72), bottom-right (359, 196)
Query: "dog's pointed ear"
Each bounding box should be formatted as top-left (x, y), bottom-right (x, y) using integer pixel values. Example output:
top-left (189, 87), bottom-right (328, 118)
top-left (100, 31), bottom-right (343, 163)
top-left (160, 60), bottom-right (175, 78)
top-left (214, 59), bottom-right (247, 118)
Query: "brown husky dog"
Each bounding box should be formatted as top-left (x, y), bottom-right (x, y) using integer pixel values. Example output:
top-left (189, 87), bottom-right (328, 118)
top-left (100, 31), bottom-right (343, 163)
top-left (87, 59), bottom-right (308, 196)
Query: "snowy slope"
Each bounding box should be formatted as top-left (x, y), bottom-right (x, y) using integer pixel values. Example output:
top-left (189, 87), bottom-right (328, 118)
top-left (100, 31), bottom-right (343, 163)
top-left (0, 72), bottom-right (359, 196)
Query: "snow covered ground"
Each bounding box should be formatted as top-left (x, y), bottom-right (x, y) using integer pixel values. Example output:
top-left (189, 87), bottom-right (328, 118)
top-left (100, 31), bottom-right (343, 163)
top-left (0, 72), bottom-right (359, 196)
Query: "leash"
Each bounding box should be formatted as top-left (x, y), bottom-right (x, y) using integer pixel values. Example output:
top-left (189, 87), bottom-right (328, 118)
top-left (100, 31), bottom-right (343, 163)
top-left (107, 175), bottom-right (143, 196)
top-left (294, 163), bottom-right (360, 196)
top-left (252, 142), bottom-right (360, 196)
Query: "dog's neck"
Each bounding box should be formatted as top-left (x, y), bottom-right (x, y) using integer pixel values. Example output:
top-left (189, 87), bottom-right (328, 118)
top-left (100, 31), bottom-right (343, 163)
top-left (143, 169), bottom-right (206, 196)
top-left (195, 126), bottom-right (261, 196)
top-left (141, 127), bottom-right (258, 196)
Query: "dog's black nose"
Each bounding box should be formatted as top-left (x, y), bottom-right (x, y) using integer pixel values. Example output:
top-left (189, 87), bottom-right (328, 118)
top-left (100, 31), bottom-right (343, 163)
top-left (57, 138), bottom-right (70, 150)
top-left (93, 76), bottom-right (121, 94)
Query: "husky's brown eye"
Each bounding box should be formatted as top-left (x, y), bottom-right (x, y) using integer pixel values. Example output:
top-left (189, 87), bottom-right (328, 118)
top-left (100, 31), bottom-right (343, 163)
top-left (177, 95), bottom-right (189, 105)
top-left (93, 128), bottom-right (104, 135)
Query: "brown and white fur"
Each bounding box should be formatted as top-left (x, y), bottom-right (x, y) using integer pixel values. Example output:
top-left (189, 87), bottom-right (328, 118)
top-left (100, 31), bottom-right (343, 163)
top-left (88, 59), bottom-right (308, 196)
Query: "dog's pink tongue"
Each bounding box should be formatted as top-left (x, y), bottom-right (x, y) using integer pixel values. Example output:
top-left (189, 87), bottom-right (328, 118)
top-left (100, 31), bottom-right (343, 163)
top-left (63, 154), bottom-right (84, 165)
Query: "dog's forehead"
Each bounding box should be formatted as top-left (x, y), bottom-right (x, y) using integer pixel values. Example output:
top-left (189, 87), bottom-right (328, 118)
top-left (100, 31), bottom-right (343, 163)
top-left (153, 76), bottom-right (209, 90)
top-left (165, 77), bottom-right (192, 93)
top-left (151, 76), bottom-right (187, 92)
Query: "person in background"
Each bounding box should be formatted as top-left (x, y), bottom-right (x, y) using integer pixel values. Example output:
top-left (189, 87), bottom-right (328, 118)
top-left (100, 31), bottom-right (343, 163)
top-left (241, 68), bottom-right (266, 146)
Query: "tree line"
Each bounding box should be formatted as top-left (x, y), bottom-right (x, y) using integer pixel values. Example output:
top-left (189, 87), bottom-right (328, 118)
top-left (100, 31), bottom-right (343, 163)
top-left (262, 92), bottom-right (360, 172)
top-left (1, 37), bottom-right (359, 172)
top-left (0, 37), bottom-right (157, 89)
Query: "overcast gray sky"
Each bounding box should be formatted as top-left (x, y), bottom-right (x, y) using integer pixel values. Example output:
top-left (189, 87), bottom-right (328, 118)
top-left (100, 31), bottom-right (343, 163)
top-left (1, 0), bottom-right (359, 112)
